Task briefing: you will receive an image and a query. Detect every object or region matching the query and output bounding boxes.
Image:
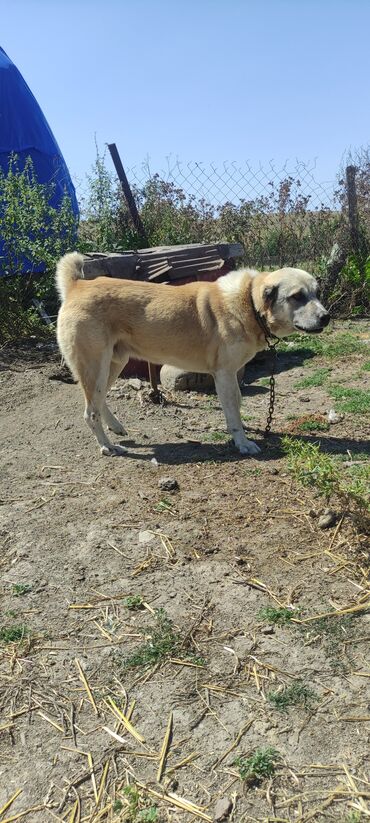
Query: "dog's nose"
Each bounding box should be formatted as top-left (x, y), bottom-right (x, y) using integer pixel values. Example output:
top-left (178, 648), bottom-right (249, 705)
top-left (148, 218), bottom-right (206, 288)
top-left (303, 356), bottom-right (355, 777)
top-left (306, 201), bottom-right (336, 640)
top-left (321, 312), bottom-right (330, 327)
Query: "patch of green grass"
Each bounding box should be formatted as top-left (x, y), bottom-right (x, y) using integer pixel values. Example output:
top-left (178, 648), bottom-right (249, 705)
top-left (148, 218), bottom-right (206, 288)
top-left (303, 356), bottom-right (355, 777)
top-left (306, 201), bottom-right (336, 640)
top-left (11, 583), bottom-right (32, 597)
top-left (301, 615), bottom-right (355, 673)
top-left (258, 377), bottom-right (271, 387)
top-left (204, 431), bottom-right (230, 443)
top-left (346, 812), bottom-right (365, 823)
top-left (297, 419), bottom-right (330, 432)
top-left (235, 747), bottom-right (280, 784)
top-left (119, 786), bottom-right (158, 822)
top-left (282, 437), bottom-right (369, 512)
top-left (335, 451), bottom-right (369, 463)
top-left (0, 624), bottom-right (30, 643)
top-left (257, 606), bottom-right (297, 625)
top-left (120, 609), bottom-right (202, 671)
top-left (138, 811), bottom-right (158, 823)
top-left (154, 498), bottom-right (174, 513)
top-left (267, 680), bottom-right (318, 712)
top-left (295, 367), bottom-right (332, 388)
top-left (280, 331), bottom-right (366, 360)
top-left (328, 385), bottom-right (370, 414)
top-left (244, 467), bottom-right (262, 477)
top-left (124, 595), bottom-right (144, 611)
top-left (113, 800), bottom-right (124, 812)
top-left (258, 606), bottom-right (295, 625)
top-left (361, 360), bottom-right (370, 372)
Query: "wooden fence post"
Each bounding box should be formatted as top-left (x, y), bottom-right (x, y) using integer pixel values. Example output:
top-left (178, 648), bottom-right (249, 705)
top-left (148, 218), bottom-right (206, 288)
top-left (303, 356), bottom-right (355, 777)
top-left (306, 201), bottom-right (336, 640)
top-left (107, 143), bottom-right (148, 246)
top-left (346, 164), bottom-right (359, 254)
top-left (107, 143), bottom-right (159, 398)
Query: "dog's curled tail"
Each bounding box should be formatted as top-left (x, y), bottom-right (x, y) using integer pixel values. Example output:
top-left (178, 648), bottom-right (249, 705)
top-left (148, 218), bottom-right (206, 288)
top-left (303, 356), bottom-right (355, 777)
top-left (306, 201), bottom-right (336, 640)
top-left (55, 251), bottom-right (85, 303)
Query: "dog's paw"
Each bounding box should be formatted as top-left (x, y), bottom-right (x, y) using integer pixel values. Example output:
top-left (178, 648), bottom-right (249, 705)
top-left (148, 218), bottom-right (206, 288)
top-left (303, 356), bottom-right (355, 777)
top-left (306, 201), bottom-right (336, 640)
top-left (100, 444), bottom-right (127, 457)
top-left (238, 439), bottom-right (261, 456)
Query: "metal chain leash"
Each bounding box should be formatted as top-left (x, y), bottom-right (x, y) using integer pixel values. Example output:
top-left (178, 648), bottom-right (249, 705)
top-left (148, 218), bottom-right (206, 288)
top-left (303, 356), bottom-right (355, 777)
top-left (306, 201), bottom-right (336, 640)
top-left (250, 297), bottom-right (280, 438)
top-left (264, 340), bottom-right (278, 437)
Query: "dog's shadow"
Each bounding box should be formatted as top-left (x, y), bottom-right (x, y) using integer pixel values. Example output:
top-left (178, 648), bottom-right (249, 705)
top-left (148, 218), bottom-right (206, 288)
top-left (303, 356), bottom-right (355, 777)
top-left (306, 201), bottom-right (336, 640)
top-left (240, 347), bottom-right (317, 393)
top-left (119, 432), bottom-right (370, 467)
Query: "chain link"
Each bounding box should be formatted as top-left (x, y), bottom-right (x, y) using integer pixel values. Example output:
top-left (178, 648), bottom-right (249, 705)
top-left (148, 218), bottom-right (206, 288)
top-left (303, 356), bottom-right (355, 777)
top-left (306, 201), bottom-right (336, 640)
top-left (264, 342), bottom-right (278, 437)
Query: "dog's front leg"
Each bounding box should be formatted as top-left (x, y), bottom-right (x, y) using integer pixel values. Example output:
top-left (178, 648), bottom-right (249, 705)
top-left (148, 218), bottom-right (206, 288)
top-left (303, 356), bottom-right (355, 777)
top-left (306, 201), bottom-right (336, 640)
top-left (214, 370), bottom-right (261, 456)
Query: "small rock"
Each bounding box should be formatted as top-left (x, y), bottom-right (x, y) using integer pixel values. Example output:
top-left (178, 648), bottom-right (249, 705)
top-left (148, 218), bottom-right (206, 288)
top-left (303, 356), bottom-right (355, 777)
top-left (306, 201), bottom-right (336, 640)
top-left (231, 636), bottom-right (253, 658)
top-left (138, 530), bottom-right (155, 544)
top-left (299, 396), bottom-right (310, 403)
top-left (269, 467), bottom-right (279, 475)
top-left (128, 378), bottom-right (142, 390)
top-left (158, 477), bottom-right (179, 492)
top-left (261, 624), bottom-right (275, 635)
top-left (318, 508), bottom-right (337, 529)
top-left (214, 797), bottom-right (233, 821)
top-left (150, 457), bottom-right (159, 468)
top-left (327, 408), bottom-right (342, 424)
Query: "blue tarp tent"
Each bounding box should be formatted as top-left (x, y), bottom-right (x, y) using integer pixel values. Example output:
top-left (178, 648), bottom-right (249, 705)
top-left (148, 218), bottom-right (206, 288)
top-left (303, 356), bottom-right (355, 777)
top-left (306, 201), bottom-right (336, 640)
top-left (0, 46), bottom-right (79, 272)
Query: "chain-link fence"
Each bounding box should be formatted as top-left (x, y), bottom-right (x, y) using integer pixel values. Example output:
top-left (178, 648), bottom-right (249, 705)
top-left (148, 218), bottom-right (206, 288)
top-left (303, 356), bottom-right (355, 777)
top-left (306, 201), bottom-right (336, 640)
top-left (127, 157), bottom-right (338, 211)
top-left (81, 148), bottom-right (370, 314)
top-left (119, 158), bottom-right (344, 272)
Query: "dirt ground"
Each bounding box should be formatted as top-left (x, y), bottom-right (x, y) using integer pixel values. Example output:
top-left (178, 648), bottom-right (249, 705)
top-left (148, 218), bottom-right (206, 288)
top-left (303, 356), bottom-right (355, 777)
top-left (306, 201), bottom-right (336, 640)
top-left (0, 321), bottom-right (369, 823)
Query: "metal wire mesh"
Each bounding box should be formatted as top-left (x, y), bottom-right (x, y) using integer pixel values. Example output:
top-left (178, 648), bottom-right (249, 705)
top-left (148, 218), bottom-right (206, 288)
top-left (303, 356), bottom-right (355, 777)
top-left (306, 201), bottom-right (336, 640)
top-left (127, 157), bottom-right (337, 211)
top-left (123, 158), bottom-right (343, 269)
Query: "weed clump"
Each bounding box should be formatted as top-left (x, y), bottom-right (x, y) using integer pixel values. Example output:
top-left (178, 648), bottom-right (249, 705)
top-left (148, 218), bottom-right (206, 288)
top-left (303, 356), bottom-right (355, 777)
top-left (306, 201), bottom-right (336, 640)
top-left (119, 609), bottom-right (204, 671)
top-left (11, 583), bottom-right (32, 597)
top-left (282, 437), bottom-right (369, 514)
top-left (0, 624), bottom-right (29, 643)
top-left (267, 680), bottom-right (318, 712)
top-left (258, 606), bottom-right (295, 625)
top-left (235, 747), bottom-right (280, 784)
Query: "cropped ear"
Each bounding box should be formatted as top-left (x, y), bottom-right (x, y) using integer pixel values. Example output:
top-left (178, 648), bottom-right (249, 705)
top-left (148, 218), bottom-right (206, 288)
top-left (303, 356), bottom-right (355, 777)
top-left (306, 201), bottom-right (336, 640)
top-left (263, 285), bottom-right (278, 306)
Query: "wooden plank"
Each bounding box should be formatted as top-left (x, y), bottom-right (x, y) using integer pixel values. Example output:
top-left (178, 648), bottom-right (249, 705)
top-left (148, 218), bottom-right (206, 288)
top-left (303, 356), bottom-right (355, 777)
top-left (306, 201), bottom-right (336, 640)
top-left (81, 242), bottom-right (244, 283)
top-left (82, 255), bottom-right (138, 280)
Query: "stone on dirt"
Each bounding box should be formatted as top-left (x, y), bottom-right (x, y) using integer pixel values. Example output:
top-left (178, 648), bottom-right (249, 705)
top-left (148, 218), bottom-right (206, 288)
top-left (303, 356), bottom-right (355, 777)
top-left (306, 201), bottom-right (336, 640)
top-left (318, 508), bottom-right (337, 529)
top-left (158, 477), bottom-right (179, 492)
top-left (327, 408), bottom-right (342, 424)
top-left (160, 365), bottom-right (245, 391)
top-left (213, 797), bottom-right (233, 821)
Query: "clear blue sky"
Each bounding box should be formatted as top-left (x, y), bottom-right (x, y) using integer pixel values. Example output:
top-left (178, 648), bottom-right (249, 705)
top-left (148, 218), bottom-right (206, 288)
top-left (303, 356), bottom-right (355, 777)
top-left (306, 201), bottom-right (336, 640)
top-left (3, 0), bottom-right (369, 195)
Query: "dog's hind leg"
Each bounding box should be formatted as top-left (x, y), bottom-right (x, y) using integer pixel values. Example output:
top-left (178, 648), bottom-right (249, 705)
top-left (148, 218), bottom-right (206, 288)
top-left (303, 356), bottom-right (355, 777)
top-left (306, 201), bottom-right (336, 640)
top-left (102, 353), bottom-right (129, 435)
top-left (80, 349), bottom-right (127, 456)
top-left (214, 369), bottom-right (261, 456)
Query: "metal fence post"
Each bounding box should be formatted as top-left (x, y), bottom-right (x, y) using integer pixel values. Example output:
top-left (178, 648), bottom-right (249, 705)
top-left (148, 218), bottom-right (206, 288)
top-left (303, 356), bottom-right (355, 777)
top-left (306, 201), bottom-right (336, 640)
top-left (346, 164), bottom-right (359, 255)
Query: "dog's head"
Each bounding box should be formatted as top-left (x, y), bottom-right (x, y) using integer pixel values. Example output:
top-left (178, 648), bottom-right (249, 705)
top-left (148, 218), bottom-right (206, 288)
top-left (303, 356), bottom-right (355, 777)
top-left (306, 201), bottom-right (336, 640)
top-left (257, 267), bottom-right (330, 337)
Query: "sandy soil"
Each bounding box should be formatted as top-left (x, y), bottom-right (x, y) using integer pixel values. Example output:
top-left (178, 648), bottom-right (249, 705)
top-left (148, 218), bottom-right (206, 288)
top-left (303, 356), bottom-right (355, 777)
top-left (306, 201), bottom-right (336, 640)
top-left (0, 321), bottom-right (369, 822)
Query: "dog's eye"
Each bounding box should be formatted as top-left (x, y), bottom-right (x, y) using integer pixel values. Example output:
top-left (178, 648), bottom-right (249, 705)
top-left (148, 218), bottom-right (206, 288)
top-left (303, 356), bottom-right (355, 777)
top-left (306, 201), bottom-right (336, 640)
top-left (289, 290), bottom-right (306, 302)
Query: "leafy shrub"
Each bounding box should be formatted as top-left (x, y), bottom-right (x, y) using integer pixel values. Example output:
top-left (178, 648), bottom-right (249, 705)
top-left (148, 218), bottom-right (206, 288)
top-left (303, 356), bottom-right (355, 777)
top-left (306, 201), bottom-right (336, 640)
top-left (0, 155), bottom-right (77, 341)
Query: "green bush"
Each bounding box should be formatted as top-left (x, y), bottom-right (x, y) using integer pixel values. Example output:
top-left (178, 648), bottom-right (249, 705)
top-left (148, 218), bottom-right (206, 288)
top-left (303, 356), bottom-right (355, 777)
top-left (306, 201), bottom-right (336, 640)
top-left (0, 155), bottom-right (77, 342)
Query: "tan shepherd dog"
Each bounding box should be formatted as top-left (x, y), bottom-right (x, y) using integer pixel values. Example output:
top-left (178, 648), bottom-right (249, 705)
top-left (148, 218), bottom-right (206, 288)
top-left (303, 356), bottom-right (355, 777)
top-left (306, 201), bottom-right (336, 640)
top-left (56, 253), bottom-right (329, 457)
